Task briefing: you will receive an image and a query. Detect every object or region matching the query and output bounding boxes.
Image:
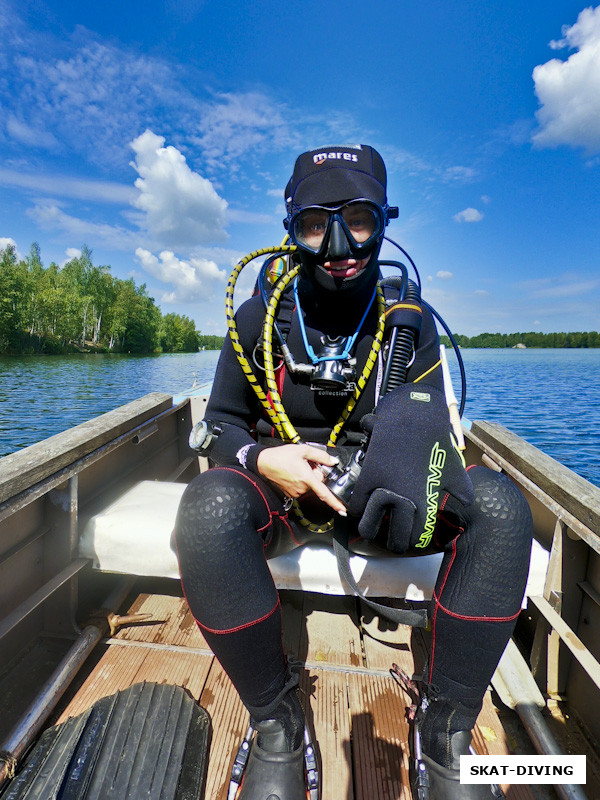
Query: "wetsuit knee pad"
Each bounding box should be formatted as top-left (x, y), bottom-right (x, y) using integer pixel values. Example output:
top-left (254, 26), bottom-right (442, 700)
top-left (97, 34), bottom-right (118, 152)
top-left (437, 466), bottom-right (533, 617)
top-left (174, 467), bottom-right (275, 558)
top-left (466, 466), bottom-right (533, 551)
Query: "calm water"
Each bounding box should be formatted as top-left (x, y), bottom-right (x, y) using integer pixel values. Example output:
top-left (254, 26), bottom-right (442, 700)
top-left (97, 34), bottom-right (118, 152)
top-left (1, 348), bottom-right (599, 487)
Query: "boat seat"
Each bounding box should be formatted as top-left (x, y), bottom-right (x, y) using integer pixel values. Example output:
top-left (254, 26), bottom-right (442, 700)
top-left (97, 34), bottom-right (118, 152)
top-left (78, 480), bottom-right (549, 603)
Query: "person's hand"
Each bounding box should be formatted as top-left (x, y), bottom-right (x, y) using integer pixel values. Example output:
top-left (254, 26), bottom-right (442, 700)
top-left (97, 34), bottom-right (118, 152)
top-left (256, 444), bottom-right (347, 515)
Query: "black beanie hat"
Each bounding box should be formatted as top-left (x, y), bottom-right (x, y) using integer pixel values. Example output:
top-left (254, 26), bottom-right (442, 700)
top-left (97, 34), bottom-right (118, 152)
top-left (285, 144), bottom-right (387, 213)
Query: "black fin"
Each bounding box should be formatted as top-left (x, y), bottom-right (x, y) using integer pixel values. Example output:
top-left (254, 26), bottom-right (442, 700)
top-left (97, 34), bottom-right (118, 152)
top-left (1, 682), bottom-right (211, 800)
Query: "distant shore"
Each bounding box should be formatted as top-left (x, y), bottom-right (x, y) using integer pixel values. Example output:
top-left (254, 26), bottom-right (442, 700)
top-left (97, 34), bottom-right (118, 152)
top-left (441, 331), bottom-right (600, 349)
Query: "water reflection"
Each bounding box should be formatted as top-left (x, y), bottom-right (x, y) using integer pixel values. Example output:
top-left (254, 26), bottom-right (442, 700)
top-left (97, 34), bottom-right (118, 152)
top-left (0, 351), bottom-right (220, 455)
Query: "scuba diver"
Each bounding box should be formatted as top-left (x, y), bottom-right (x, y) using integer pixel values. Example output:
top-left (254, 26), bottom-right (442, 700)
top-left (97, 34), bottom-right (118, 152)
top-left (174, 145), bottom-right (533, 800)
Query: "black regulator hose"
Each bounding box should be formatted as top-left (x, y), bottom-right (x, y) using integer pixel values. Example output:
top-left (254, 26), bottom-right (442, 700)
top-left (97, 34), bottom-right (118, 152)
top-left (380, 278), bottom-right (422, 395)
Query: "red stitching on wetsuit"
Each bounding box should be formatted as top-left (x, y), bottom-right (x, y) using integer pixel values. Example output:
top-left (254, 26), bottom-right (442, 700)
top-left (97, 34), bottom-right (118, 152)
top-left (428, 532), bottom-right (521, 683)
top-left (428, 535), bottom-right (459, 682)
top-left (278, 513), bottom-right (303, 546)
top-left (430, 596), bottom-right (521, 623)
top-left (439, 492), bottom-right (450, 512)
top-left (196, 596), bottom-right (281, 635)
top-left (436, 511), bottom-right (463, 531)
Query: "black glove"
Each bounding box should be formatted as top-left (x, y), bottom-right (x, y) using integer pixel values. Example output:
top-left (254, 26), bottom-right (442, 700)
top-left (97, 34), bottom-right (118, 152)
top-left (347, 383), bottom-right (473, 553)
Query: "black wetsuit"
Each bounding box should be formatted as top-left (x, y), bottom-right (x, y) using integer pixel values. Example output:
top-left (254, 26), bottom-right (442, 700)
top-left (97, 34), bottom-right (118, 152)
top-left (174, 280), bottom-right (533, 725)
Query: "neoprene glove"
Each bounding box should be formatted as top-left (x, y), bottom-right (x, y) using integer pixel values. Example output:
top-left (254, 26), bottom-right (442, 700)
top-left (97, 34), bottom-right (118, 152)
top-left (346, 383), bottom-right (474, 554)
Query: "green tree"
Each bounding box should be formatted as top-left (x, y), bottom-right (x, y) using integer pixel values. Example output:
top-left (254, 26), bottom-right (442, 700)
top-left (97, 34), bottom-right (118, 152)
top-left (0, 244), bottom-right (28, 351)
top-left (121, 283), bottom-right (161, 353)
top-left (160, 313), bottom-right (200, 352)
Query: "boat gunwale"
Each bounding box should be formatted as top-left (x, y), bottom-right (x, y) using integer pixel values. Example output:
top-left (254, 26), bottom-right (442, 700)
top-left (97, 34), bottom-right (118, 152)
top-left (0, 392), bottom-right (173, 507)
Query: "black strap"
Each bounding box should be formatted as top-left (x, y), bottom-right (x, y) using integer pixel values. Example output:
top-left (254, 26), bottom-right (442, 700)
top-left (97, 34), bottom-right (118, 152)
top-left (333, 518), bottom-right (429, 629)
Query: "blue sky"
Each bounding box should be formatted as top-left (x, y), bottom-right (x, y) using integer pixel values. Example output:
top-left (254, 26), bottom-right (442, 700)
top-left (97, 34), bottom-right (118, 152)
top-left (1, 0), bottom-right (599, 337)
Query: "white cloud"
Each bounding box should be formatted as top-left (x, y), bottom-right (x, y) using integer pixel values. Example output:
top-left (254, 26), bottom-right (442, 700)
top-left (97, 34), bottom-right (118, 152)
top-left (6, 115), bottom-right (59, 149)
top-left (28, 202), bottom-right (139, 250)
top-left (3, 30), bottom-right (199, 166)
top-left (0, 167), bottom-right (135, 204)
top-left (530, 277), bottom-right (600, 299)
top-left (480, 195), bottom-right (491, 204)
top-left (130, 130), bottom-right (228, 248)
top-left (60, 248), bottom-right (83, 267)
top-left (532, 6), bottom-right (600, 152)
top-left (436, 270), bottom-right (453, 280)
top-left (474, 289), bottom-right (490, 297)
top-left (443, 166), bottom-right (478, 182)
top-left (190, 91), bottom-right (300, 171)
top-left (0, 236), bottom-right (21, 259)
top-left (453, 208), bottom-right (484, 223)
top-left (135, 247), bottom-right (226, 303)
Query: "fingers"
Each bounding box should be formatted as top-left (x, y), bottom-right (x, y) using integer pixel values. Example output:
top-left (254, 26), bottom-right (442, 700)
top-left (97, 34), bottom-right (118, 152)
top-left (300, 444), bottom-right (339, 467)
top-left (310, 480), bottom-right (347, 516)
top-left (257, 443), bottom-right (346, 515)
top-left (297, 446), bottom-right (346, 514)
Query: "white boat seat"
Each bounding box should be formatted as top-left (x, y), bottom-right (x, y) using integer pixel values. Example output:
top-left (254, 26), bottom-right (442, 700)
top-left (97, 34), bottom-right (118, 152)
top-left (79, 480), bottom-right (549, 603)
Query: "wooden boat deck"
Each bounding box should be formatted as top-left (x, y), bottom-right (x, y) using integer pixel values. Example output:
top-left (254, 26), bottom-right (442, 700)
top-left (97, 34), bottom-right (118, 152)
top-left (49, 583), bottom-right (539, 800)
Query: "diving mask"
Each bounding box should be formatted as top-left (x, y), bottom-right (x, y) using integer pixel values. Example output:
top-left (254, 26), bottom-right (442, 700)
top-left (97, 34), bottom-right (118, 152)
top-left (286, 199), bottom-right (387, 258)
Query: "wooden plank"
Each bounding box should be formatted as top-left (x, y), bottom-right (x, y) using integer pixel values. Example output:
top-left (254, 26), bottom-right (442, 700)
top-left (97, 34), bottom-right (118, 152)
top-left (469, 420), bottom-right (600, 536)
top-left (348, 672), bottom-right (411, 800)
top-left (0, 393), bottom-right (173, 504)
top-left (300, 668), bottom-right (354, 800)
top-left (55, 642), bottom-right (212, 722)
top-left (300, 593), bottom-right (364, 667)
top-left (128, 647), bottom-right (212, 699)
top-left (361, 603), bottom-right (430, 675)
top-left (114, 593), bottom-right (209, 650)
top-left (530, 594), bottom-right (600, 691)
top-left (56, 644), bottom-right (148, 721)
top-left (200, 660), bottom-right (249, 800)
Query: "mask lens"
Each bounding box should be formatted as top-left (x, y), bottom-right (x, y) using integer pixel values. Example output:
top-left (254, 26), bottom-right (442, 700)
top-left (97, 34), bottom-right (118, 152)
top-left (292, 209), bottom-right (330, 252)
top-left (341, 203), bottom-right (380, 245)
top-left (290, 201), bottom-right (384, 254)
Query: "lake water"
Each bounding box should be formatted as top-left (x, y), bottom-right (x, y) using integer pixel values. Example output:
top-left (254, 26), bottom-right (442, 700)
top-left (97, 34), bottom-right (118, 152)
top-left (1, 348), bottom-right (599, 488)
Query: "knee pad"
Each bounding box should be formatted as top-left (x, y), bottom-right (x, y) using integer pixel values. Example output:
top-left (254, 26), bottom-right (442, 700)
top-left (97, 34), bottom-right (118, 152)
top-left (467, 466), bottom-right (533, 551)
top-left (437, 467), bottom-right (533, 616)
top-left (174, 467), bottom-right (273, 558)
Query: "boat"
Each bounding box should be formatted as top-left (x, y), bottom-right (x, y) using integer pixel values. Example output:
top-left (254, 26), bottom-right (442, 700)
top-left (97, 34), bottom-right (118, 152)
top-left (0, 384), bottom-right (598, 799)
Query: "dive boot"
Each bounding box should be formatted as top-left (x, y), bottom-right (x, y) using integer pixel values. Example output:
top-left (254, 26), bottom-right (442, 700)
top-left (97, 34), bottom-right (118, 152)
top-left (229, 690), bottom-right (318, 800)
top-left (391, 666), bottom-right (502, 800)
top-left (419, 730), bottom-right (503, 800)
top-left (414, 692), bottom-right (503, 800)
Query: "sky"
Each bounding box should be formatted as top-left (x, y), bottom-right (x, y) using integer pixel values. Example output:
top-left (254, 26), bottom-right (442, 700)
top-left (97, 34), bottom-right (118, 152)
top-left (1, 0), bottom-right (599, 337)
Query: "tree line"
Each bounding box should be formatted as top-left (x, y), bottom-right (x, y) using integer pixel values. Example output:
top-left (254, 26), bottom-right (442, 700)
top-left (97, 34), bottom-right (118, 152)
top-left (441, 331), bottom-right (600, 348)
top-left (0, 243), bottom-right (224, 354)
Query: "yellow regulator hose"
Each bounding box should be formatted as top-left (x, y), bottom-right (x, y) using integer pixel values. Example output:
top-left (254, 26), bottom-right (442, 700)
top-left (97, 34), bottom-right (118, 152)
top-left (225, 242), bottom-right (386, 533)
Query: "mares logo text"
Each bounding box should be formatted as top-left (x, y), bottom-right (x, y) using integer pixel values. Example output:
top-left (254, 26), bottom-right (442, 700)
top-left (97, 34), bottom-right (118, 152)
top-left (313, 152), bottom-right (359, 165)
top-left (415, 441), bottom-right (447, 549)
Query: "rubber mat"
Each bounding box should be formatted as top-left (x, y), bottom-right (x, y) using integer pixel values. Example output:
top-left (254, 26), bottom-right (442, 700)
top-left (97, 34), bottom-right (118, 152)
top-left (1, 682), bottom-right (211, 800)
